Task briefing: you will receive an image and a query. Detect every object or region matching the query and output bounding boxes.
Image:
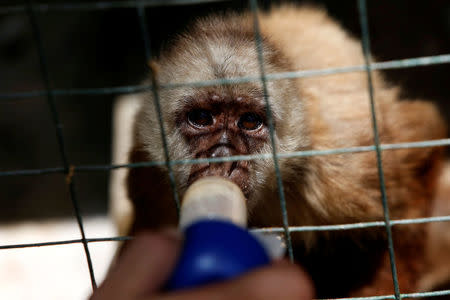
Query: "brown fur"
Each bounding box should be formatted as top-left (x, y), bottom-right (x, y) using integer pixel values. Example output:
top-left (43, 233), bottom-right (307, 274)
top-left (120, 5), bottom-right (447, 298)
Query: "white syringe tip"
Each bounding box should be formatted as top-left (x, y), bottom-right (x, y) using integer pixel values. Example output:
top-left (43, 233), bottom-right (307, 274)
top-left (179, 177), bottom-right (247, 230)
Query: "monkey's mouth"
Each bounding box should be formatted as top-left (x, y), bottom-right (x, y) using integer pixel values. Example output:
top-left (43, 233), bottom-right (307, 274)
top-left (187, 161), bottom-right (250, 197)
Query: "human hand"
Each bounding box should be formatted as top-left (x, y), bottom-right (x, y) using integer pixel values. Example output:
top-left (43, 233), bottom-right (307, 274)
top-left (90, 230), bottom-right (314, 300)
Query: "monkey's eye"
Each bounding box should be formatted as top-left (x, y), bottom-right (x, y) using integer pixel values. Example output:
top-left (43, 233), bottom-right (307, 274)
top-left (187, 109), bottom-right (214, 127)
top-left (238, 112), bottom-right (263, 131)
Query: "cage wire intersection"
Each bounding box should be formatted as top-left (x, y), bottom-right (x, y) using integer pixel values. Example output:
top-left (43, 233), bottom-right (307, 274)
top-left (0, 0), bottom-right (450, 299)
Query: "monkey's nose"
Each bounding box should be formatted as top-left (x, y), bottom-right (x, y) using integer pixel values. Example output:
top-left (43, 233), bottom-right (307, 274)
top-left (209, 145), bottom-right (237, 176)
top-left (210, 145), bottom-right (233, 158)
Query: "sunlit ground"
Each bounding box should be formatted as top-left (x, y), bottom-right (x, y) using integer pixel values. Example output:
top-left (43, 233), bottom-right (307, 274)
top-left (0, 216), bottom-right (118, 300)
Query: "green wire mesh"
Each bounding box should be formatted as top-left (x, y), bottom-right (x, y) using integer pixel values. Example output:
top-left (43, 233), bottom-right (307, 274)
top-left (0, 0), bottom-right (449, 299)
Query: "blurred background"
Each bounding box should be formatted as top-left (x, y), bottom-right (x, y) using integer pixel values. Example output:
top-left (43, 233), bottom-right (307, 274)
top-left (0, 0), bottom-right (449, 299)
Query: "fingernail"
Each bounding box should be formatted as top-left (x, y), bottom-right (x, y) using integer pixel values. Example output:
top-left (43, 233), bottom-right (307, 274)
top-left (161, 226), bottom-right (183, 242)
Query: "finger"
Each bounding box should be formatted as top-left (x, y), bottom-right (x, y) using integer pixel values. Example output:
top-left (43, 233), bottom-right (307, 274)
top-left (151, 261), bottom-right (314, 300)
top-left (92, 230), bottom-right (181, 300)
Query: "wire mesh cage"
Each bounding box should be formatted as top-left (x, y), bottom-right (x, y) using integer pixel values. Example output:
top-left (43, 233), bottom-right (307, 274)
top-left (0, 0), bottom-right (450, 299)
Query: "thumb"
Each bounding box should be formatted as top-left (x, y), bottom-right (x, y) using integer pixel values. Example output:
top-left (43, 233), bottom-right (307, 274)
top-left (92, 230), bottom-right (181, 300)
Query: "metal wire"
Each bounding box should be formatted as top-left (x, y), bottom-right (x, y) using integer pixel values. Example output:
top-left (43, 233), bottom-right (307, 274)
top-left (0, 237), bottom-right (132, 250)
top-left (249, 0), bottom-right (294, 262)
top-left (3, 138), bottom-right (450, 177)
top-left (320, 289), bottom-right (450, 300)
top-left (25, 0), bottom-right (97, 290)
top-left (253, 215), bottom-right (450, 234)
top-left (0, 0), bottom-right (449, 299)
top-left (2, 54), bottom-right (450, 100)
top-left (358, 0), bottom-right (401, 298)
top-left (0, 0), bottom-right (229, 14)
top-left (135, 0), bottom-right (181, 212)
top-left (2, 215), bottom-right (449, 250)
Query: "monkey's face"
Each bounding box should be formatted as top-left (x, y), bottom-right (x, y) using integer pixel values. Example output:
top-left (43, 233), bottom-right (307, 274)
top-left (178, 92), bottom-right (270, 197)
top-left (135, 19), bottom-right (309, 209)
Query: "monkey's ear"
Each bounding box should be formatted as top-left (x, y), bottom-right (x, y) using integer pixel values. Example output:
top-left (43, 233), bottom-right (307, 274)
top-left (126, 147), bottom-right (178, 235)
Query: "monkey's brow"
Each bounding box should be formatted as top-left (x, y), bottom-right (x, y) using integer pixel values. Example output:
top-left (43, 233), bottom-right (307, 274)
top-left (179, 92), bottom-right (269, 114)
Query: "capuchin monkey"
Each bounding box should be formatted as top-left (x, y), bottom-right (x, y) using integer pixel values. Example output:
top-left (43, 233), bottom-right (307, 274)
top-left (110, 5), bottom-right (450, 298)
